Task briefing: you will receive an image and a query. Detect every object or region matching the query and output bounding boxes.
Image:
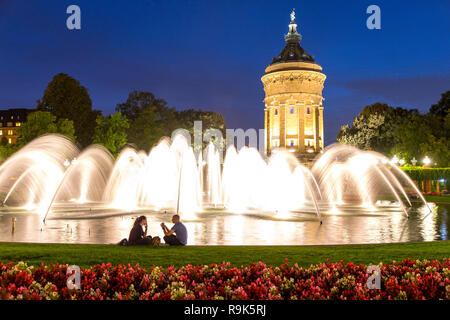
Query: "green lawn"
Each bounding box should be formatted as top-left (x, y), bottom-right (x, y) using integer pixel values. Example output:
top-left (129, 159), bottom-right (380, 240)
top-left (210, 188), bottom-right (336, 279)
top-left (423, 194), bottom-right (450, 204)
top-left (0, 241), bottom-right (449, 269)
top-left (378, 194), bottom-right (450, 204)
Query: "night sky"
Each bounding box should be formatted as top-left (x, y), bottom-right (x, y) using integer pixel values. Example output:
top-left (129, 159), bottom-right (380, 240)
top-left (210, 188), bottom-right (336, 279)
top-left (1, 0), bottom-right (449, 144)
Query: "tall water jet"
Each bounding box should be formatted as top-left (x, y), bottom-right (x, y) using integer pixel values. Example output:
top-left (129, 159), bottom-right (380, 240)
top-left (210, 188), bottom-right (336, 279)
top-left (0, 134), bottom-right (78, 219)
top-left (205, 142), bottom-right (222, 207)
top-left (141, 138), bottom-right (177, 210)
top-left (42, 144), bottom-right (115, 221)
top-left (170, 135), bottom-right (202, 218)
top-left (104, 148), bottom-right (144, 210)
top-left (312, 144), bottom-right (430, 217)
top-left (222, 146), bottom-right (267, 213)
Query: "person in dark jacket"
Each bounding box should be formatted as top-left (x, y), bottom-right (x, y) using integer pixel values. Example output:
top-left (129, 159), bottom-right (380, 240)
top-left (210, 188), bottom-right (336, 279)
top-left (127, 216), bottom-right (160, 246)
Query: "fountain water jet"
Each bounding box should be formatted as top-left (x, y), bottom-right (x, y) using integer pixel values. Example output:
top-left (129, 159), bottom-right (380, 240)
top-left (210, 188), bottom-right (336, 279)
top-left (0, 135), bottom-right (431, 223)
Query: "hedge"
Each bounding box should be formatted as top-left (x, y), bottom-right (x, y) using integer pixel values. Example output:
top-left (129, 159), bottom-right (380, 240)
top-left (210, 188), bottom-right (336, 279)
top-left (401, 167), bottom-right (450, 182)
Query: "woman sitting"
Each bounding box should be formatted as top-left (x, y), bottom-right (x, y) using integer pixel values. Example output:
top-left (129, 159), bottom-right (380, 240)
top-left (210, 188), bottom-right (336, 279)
top-left (126, 216), bottom-right (160, 246)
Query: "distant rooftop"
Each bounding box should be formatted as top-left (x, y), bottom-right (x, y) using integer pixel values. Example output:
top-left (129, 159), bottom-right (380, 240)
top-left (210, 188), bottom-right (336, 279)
top-left (0, 108), bottom-right (33, 127)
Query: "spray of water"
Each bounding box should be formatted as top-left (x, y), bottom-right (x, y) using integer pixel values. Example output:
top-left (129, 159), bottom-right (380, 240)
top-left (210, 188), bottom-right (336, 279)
top-left (0, 135), bottom-right (430, 222)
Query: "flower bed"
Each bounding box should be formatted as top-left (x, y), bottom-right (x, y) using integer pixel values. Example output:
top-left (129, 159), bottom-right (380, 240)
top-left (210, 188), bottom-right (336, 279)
top-left (1, 259), bottom-right (449, 300)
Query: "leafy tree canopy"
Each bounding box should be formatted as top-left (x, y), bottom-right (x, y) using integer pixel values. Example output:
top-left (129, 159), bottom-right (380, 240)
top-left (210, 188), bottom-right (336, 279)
top-left (116, 91), bottom-right (226, 151)
top-left (337, 91), bottom-right (450, 167)
top-left (92, 112), bottom-right (129, 156)
top-left (337, 103), bottom-right (417, 154)
top-left (429, 90), bottom-right (450, 118)
top-left (17, 111), bottom-right (76, 147)
top-left (0, 144), bottom-right (19, 163)
top-left (37, 73), bottom-right (100, 146)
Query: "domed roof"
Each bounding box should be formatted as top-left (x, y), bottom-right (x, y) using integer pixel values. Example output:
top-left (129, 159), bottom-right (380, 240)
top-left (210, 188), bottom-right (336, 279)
top-left (270, 10), bottom-right (315, 65)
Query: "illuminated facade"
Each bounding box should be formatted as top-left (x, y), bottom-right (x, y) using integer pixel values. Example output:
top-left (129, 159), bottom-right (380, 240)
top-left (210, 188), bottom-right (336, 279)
top-left (0, 108), bottom-right (31, 144)
top-left (262, 10), bottom-right (326, 157)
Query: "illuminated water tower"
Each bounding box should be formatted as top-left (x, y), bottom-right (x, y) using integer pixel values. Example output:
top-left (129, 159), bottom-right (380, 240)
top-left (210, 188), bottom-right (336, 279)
top-left (262, 9), bottom-right (326, 160)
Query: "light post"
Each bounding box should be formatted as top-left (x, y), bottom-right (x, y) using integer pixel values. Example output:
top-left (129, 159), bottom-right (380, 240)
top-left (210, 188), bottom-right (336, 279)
top-left (391, 155), bottom-right (399, 165)
top-left (399, 159), bottom-right (405, 166)
top-left (423, 156), bottom-right (431, 168)
top-left (411, 157), bottom-right (417, 166)
top-left (64, 158), bottom-right (77, 168)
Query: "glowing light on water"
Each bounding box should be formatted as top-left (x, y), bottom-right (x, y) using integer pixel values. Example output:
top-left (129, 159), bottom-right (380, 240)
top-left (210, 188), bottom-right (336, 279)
top-left (328, 206), bottom-right (341, 215)
top-left (275, 210), bottom-right (291, 219)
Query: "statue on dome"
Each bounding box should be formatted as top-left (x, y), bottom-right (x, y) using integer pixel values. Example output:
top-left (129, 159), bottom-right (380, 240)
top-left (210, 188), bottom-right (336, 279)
top-left (290, 9), bottom-right (295, 22)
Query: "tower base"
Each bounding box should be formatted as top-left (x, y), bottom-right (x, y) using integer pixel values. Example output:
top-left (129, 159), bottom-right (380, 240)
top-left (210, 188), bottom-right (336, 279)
top-left (296, 152), bottom-right (319, 168)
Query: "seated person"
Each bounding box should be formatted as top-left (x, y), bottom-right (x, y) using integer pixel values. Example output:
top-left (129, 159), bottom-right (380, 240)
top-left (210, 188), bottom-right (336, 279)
top-left (128, 216), bottom-right (160, 246)
top-left (160, 214), bottom-right (187, 246)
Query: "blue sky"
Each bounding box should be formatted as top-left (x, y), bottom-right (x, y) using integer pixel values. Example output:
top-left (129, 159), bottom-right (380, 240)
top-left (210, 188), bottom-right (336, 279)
top-left (0, 0), bottom-right (449, 143)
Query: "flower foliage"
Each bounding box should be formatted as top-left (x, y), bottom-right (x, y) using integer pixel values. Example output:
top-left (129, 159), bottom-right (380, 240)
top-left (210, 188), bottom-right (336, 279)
top-left (1, 259), bottom-right (449, 300)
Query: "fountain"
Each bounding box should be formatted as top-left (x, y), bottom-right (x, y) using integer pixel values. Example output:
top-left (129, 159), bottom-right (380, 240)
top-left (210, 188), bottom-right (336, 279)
top-left (1, 133), bottom-right (445, 245)
top-left (0, 133), bottom-right (432, 225)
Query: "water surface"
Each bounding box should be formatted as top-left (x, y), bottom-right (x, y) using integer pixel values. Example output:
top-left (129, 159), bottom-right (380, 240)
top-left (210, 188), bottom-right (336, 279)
top-left (0, 203), bottom-right (448, 245)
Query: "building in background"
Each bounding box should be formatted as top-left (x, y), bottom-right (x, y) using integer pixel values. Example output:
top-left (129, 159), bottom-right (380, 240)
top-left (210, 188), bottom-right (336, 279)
top-left (261, 10), bottom-right (326, 161)
top-left (0, 108), bottom-right (32, 144)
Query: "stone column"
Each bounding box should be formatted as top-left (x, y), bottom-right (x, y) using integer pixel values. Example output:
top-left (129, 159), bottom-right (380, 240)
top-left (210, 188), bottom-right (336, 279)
top-left (280, 104), bottom-right (286, 148)
top-left (319, 105), bottom-right (324, 150)
top-left (312, 105), bottom-right (318, 151)
top-left (298, 103), bottom-right (305, 153)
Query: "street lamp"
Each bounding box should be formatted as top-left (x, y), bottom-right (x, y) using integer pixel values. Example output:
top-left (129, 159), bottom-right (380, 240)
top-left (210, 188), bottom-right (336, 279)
top-left (391, 155), bottom-right (399, 165)
top-left (411, 157), bottom-right (417, 166)
top-left (399, 159), bottom-right (405, 166)
top-left (423, 156), bottom-right (431, 166)
top-left (64, 158), bottom-right (78, 168)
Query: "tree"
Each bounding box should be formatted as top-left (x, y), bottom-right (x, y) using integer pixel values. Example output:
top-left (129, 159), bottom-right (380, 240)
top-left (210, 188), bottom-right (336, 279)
top-left (116, 91), bottom-right (168, 121)
top-left (176, 109), bottom-right (226, 151)
top-left (116, 91), bottom-right (178, 151)
top-left (92, 112), bottom-right (129, 156)
top-left (390, 113), bottom-right (431, 161)
top-left (429, 90), bottom-right (450, 118)
top-left (338, 91), bottom-right (450, 167)
top-left (337, 103), bottom-right (416, 154)
top-left (17, 111), bottom-right (76, 147)
top-left (177, 109), bottom-right (226, 134)
top-left (0, 144), bottom-right (18, 163)
top-left (417, 110), bottom-right (450, 167)
top-left (420, 134), bottom-right (450, 167)
top-left (127, 106), bottom-right (167, 151)
top-left (115, 90), bottom-right (227, 152)
top-left (37, 73), bottom-right (99, 146)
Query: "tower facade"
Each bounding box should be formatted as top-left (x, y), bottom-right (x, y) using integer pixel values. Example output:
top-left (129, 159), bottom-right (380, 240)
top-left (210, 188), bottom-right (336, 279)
top-left (261, 10), bottom-right (326, 158)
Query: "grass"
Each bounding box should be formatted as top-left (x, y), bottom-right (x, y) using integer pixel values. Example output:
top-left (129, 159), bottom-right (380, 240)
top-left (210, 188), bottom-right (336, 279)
top-left (0, 241), bottom-right (449, 269)
top-left (422, 194), bottom-right (450, 204)
top-left (378, 194), bottom-right (450, 204)
top-left (376, 194), bottom-right (450, 205)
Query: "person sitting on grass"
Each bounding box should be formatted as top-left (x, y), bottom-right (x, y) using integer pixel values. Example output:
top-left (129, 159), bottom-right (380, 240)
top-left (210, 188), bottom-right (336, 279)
top-left (160, 214), bottom-right (187, 246)
top-left (126, 216), bottom-right (160, 246)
